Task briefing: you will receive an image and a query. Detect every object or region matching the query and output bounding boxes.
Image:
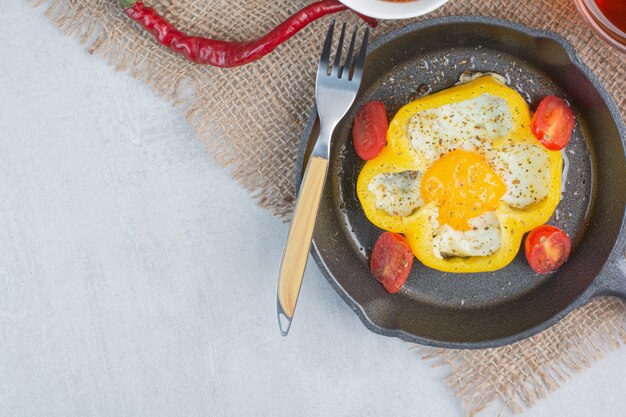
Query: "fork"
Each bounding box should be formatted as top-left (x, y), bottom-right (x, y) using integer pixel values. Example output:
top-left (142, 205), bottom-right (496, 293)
top-left (276, 21), bottom-right (369, 336)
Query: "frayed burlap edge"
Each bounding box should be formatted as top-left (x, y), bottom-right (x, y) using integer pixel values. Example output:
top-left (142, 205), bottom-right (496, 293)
top-left (33, 0), bottom-right (304, 218)
top-left (416, 297), bottom-right (626, 415)
top-left (32, 0), bottom-right (626, 415)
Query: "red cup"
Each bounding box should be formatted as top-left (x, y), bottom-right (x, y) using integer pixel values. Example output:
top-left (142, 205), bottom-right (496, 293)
top-left (573, 0), bottom-right (626, 53)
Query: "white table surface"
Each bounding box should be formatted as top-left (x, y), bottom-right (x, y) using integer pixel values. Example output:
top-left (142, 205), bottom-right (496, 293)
top-left (1, 3), bottom-right (625, 416)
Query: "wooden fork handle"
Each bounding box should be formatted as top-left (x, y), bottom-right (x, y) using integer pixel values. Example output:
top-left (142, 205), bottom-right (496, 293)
top-left (277, 156), bottom-right (329, 333)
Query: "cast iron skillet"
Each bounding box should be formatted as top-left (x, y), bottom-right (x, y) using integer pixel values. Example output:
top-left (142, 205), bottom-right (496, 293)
top-left (296, 16), bottom-right (626, 349)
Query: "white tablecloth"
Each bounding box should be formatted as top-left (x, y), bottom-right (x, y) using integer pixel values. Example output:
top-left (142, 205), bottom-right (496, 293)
top-left (1, 3), bottom-right (625, 416)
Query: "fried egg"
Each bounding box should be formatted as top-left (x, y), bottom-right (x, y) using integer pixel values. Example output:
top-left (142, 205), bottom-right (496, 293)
top-left (367, 80), bottom-right (551, 258)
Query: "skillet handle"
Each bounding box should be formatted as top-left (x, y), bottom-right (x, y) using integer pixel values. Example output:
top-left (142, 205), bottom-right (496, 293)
top-left (592, 233), bottom-right (626, 300)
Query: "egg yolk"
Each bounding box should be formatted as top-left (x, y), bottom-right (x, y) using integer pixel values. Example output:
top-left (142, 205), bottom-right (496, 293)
top-left (421, 149), bottom-right (506, 231)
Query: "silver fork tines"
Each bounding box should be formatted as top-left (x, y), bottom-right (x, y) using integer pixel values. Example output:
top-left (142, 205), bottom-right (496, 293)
top-left (312, 21), bottom-right (369, 159)
top-left (339, 26), bottom-right (358, 79)
top-left (319, 21), bottom-right (369, 81)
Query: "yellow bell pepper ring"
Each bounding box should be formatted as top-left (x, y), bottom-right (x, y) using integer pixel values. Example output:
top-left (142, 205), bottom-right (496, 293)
top-left (356, 75), bottom-right (563, 273)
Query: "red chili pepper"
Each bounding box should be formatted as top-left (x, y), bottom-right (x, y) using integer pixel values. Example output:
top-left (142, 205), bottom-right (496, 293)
top-left (120, 0), bottom-right (377, 68)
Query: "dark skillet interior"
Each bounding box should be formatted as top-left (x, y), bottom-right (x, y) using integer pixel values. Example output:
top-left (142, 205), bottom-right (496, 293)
top-left (298, 17), bottom-right (626, 348)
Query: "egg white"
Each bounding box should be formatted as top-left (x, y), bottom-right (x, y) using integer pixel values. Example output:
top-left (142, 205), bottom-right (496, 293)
top-left (368, 170), bottom-right (423, 217)
top-left (430, 211), bottom-right (502, 258)
top-left (408, 93), bottom-right (513, 167)
top-left (485, 141), bottom-right (551, 209)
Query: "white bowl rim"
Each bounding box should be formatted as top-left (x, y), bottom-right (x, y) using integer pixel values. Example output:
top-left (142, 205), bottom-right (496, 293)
top-left (339, 0), bottom-right (450, 20)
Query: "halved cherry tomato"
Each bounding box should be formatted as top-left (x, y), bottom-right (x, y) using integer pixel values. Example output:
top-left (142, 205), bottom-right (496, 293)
top-left (353, 101), bottom-right (388, 160)
top-left (524, 225), bottom-right (571, 274)
top-left (370, 232), bottom-right (413, 293)
top-left (530, 96), bottom-right (575, 151)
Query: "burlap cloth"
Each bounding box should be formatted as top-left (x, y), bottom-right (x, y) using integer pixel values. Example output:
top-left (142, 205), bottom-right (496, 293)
top-left (36, 0), bottom-right (626, 414)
